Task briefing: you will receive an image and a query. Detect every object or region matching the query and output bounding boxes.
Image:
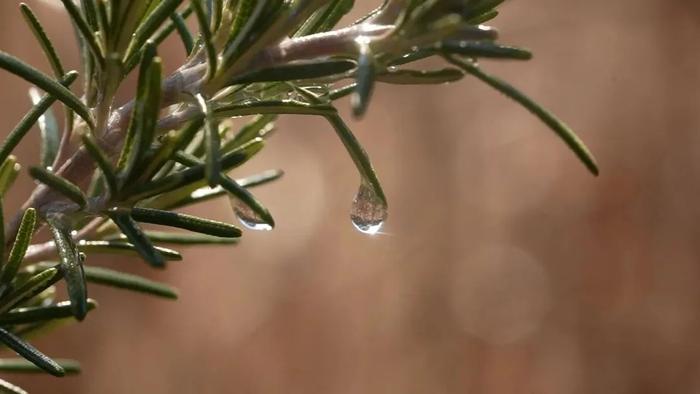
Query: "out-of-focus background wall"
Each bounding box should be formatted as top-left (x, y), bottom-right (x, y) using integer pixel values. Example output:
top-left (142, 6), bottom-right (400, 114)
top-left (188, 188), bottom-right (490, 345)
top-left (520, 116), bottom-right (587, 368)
top-left (1, 0), bottom-right (700, 393)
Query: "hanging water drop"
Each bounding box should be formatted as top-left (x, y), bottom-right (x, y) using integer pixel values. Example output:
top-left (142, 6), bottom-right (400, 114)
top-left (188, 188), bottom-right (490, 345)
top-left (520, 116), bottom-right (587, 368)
top-left (350, 181), bottom-right (387, 235)
top-left (230, 198), bottom-right (273, 231)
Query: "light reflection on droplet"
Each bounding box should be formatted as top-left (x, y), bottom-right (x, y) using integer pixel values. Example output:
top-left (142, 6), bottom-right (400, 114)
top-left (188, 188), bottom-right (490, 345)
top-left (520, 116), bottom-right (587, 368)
top-left (350, 181), bottom-right (387, 235)
top-left (230, 199), bottom-right (272, 231)
top-left (355, 35), bottom-right (372, 46)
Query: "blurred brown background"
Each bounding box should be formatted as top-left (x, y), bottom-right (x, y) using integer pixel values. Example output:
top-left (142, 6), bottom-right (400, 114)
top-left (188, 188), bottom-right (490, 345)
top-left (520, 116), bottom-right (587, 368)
top-left (2, 0), bottom-right (700, 393)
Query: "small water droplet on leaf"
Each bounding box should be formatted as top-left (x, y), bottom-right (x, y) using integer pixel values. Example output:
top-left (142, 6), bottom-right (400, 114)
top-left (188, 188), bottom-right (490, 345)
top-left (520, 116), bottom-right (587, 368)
top-left (350, 181), bottom-right (387, 235)
top-left (231, 199), bottom-right (272, 231)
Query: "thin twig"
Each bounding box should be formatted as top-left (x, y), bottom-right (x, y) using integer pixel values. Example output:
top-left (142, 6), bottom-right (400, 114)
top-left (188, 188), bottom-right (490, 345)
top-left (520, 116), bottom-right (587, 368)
top-left (5, 22), bottom-right (394, 249)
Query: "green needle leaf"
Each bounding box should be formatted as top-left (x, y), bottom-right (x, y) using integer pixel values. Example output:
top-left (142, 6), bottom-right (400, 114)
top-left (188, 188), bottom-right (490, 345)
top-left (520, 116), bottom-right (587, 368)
top-left (235, 169), bottom-right (285, 189)
top-left (124, 0), bottom-right (185, 70)
top-left (96, 0), bottom-right (110, 37)
top-left (194, 94), bottom-right (220, 187)
top-left (441, 41), bottom-right (532, 60)
top-left (231, 60), bottom-right (355, 85)
top-left (77, 240), bottom-right (182, 261)
top-left (141, 118), bottom-right (204, 182)
top-left (163, 151), bottom-right (198, 167)
top-left (0, 72), bottom-right (78, 166)
top-left (0, 358), bottom-right (80, 375)
top-left (126, 138), bottom-right (264, 202)
top-left (462, 0), bottom-right (505, 20)
top-left (377, 68), bottom-right (464, 84)
top-left (208, 0), bottom-right (223, 30)
top-left (29, 167), bottom-right (88, 209)
top-left (191, 0), bottom-right (218, 80)
top-left (120, 45), bottom-right (162, 183)
top-left (0, 299), bottom-right (97, 326)
top-left (170, 12), bottom-right (195, 55)
top-left (130, 207), bottom-right (241, 238)
top-left (107, 211), bottom-right (166, 268)
top-left (0, 268), bottom-right (61, 315)
top-left (394, 41), bottom-right (532, 66)
top-left (324, 114), bottom-right (387, 206)
top-left (219, 176), bottom-right (274, 229)
top-left (0, 208), bottom-right (36, 296)
top-left (118, 42), bottom-right (155, 171)
top-left (329, 84), bottom-right (356, 100)
top-left (0, 157), bottom-right (20, 198)
top-left (0, 52), bottom-right (92, 128)
top-left (80, 0), bottom-right (99, 30)
top-left (445, 56), bottom-right (599, 175)
top-left (19, 3), bottom-right (65, 78)
top-left (46, 218), bottom-right (88, 321)
top-left (79, 130), bottom-right (118, 196)
top-left (213, 100), bottom-right (336, 118)
top-left (108, 231), bottom-right (238, 245)
top-left (149, 6), bottom-right (194, 49)
top-left (215, 0), bottom-right (322, 84)
top-left (28, 88), bottom-right (60, 168)
top-left (225, 114), bottom-right (276, 149)
top-left (0, 377), bottom-right (28, 394)
top-left (294, 0), bottom-right (354, 36)
top-left (58, 0), bottom-right (105, 68)
top-left (147, 169), bottom-right (284, 210)
top-left (467, 9), bottom-right (498, 24)
top-left (111, 0), bottom-right (153, 55)
top-left (0, 328), bottom-right (65, 377)
top-left (220, 0), bottom-right (268, 69)
top-left (227, 0), bottom-right (254, 43)
top-left (83, 266), bottom-right (178, 299)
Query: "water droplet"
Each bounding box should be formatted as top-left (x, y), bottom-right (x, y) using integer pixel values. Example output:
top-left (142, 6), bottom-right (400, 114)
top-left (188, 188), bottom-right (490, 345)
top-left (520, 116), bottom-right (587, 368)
top-left (230, 199), bottom-right (272, 231)
top-left (350, 181), bottom-right (387, 235)
top-left (355, 35), bottom-right (372, 46)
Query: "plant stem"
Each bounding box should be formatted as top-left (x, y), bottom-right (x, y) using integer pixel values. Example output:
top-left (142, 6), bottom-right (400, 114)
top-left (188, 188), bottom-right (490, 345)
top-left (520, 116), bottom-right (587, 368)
top-left (5, 22), bottom-right (395, 251)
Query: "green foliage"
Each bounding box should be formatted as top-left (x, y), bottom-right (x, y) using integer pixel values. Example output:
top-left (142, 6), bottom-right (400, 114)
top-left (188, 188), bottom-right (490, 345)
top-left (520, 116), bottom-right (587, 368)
top-left (0, 209), bottom-right (36, 297)
top-left (0, 0), bottom-right (597, 391)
